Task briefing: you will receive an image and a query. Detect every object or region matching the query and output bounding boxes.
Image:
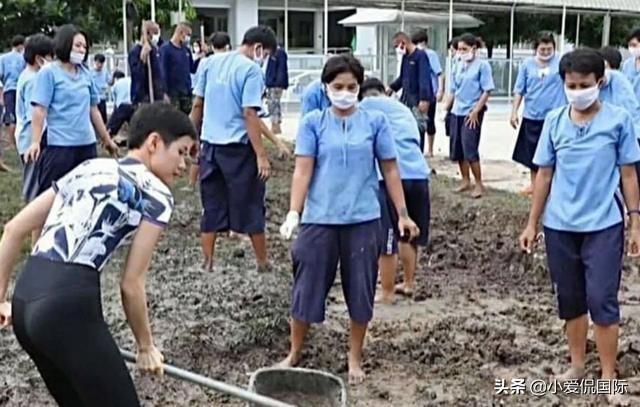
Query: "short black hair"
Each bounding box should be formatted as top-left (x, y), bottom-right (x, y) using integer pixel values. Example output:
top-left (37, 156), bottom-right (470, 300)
top-left (113, 70), bottom-right (125, 80)
top-left (359, 77), bottom-right (385, 100)
top-left (210, 32), bottom-right (231, 49)
top-left (54, 24), bottom-right (89, 63)
top-left (599, 46), bottom-right (622, 70)
top-left (448, 37), bottom-right (460, 50)
top-left (458, 33), bottom-right (479, 48)
top-left (23, 34), bottom-right (54, 65)
top-left (241, 26), bottom-right (277, 52)
top-left (627, 27), bottom-right (640, 43)
top-left (128, 103), bottom-right (197, 149)
top-left (411, 29), bottom-right (428, 45)
top-left (94, 53), bottom-right (106, 63)
top-left (534, 31), bottom-right (556, 50)
top-left (12, 35), bottom-right (25, 48)
top-left (559, 48), bottom-right (605, 81)
top-left (321, 54), bottom-right (365, 85)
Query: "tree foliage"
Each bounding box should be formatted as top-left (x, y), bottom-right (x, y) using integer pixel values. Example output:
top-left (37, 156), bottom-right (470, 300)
top-left (0, 0), bottom-right (195, 48)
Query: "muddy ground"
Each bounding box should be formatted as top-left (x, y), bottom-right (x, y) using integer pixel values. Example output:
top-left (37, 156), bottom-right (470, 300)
top-left (2, 149), bottom-right (640, 406)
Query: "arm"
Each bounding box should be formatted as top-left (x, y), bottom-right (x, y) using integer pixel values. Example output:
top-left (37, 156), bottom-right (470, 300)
top-left (0, 189), bottom-right (56, 302)
top-left (389, 73), bottom-right (402, 92)
top-left (525, 167), bottom-right (553, 229)
top-left (260, 120), bottom-right (290, 157)
top-left (245, 108), bottom-right (267, 158)
top-left (190, 96), bottom-right (204, 134)
top-left (472, 91), bottom-right (491, 114)
top-left (443, 93), bottom-right (454, 112)
top-left (379, 160), bottom-right (408, 219)
top-left (90, 107), bottom-right (118, 155)
top-left (289, 156), bottom-right (315, 213)
top-left (30, 105), bottom-right (47, 146)
top-left (120, 220), bottom-right (164, 353)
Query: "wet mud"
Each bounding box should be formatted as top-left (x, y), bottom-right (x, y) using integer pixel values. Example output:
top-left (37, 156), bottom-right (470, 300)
top-left (2, 155), bottom-right (640, 406)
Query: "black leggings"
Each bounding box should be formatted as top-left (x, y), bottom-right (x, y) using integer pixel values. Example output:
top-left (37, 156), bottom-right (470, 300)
top-left (12, 256), bottom-right (140, 407)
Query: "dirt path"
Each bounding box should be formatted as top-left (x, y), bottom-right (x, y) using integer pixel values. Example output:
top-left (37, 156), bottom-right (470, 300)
top-left (2, 154), bottom-right (640, 406)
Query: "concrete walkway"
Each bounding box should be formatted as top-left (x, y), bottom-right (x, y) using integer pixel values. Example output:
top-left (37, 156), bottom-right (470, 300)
top-left (274, 102), bottom-right (531, 194)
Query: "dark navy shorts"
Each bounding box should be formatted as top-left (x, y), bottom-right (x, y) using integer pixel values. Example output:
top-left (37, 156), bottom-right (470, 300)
top-left (107, 104), bottom-right (135, 136)
top-left (426, 101), bottom-right (437, 136)
top-left (544, 223), bottom-right (624, 325)
top-left (19, 155), bottom-right (39, 203)
top-left (449, 112), bottom-right (484, 163)
top-left (444, 111), bottom-right (452, 137)
top-left (378, 180), bottom-right (430, 255)
top-left (512, 118), bottom-right (544, 171)
top-left (97, 100), bottom-right (108, 125)
top-left (291, 221), bottom-right (381, 324)
top-left (2, 90), bottom-right (16, 125)
top-left (35, 143), bottom-right (97, 196)
top-left (199, 141), bottom-right (266, 234)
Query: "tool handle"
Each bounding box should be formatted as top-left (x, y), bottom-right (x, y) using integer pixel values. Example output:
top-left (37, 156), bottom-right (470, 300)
top-left (120, 349), bottom-right (295, 407)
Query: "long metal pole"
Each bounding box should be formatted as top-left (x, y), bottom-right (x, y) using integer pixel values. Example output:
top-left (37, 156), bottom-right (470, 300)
top-left (122, 0), bottom-right (128, 75)
top-left (508, 2), bottom-right (515, 104)
top-left (401, 0), bottom-right (405, 32)
top-left (324, 0), bottom-right (329, 56)
top-left (602, 12), bottom-right (611, 47)
top-left (575, 13), bottom-right (580, 47)
top-left (179, 0), bottom-right (183, 21)
top-left (284, 0), bottom-right (289, 52)
top-left (151, 0), bottom-right (156, 22)
top-left (446, 0), bottom-right (454, 93)
top-left (560, 5), bottom-right (566, 55)
top-left (120, 350), bottom-right (294, 407)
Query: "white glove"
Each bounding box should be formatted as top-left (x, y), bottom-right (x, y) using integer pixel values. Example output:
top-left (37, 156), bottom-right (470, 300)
top-left (279, 211), bottom-right (300, 240)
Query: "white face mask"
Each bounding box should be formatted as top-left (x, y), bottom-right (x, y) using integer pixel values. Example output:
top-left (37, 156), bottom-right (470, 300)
top-left (630, 46), bottom-right (640, 58)
top-left (537, 52), bottom-right (554, 62)
top-left (328, 88), bottom-right (359, 110)
top-left (565, 85), bottom-right (600, 111)
top-left (416, 43), bottom-right (426, 50)
top-left (253, 45), bottom-right (264, 65)
top-left (460, 51), bottom-right (474, 62)
top-left (193, 45), bottom-right (201, 54)
top-left (604, 69), bottom-right (612, 85)
top-left (69, 51), bottom-right (85, 65)
top-left (151, 33), bottom-right (160, 45)
top-left (395, 46), bottom-right (406, 56)
top-left (38, 57), bottom-right (52, 69)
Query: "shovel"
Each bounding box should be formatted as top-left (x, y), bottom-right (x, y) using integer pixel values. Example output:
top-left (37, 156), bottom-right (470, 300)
top-left (120, 349), bottom-right (295, 407)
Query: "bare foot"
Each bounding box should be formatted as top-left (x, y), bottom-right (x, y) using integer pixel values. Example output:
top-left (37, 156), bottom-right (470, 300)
top-left (471, 185), bottom-right (484, 199)
top-left (276, 351), bottom-right (302, 368)
top-left (256, 263), bottom-right (271, 273)
top-left (518, 186), bottom-right (533, 197)
top-left (0, 161), bottom-right (13, 173)
top-left (202, 257), bottom-right (213, 272)
top-left (348, 355), bottom-right (366, 385)
top-left (374, 292), bottom-right (396, 305)
top-left (552, 366), bottom-right (585, 383)
top-left (394, 283), bottom-right (414, 297)
top-left (454, 183), bottom-right (472, 193)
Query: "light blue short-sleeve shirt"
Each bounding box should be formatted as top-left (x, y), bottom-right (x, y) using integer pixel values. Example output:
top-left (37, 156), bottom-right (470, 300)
top-left (621, 57), bottom-right (640, 102)
top-left (533, 103), bottom-right (640, 232)
top-left (424, 49), bottom-right (442, 95)
top-left (513, 56), bottom-right (566, 121)
top-left (31, 62), bottom-right (99, 147)
top-left (15, 68), bottom-right (41, 155)
top-left (600, 69), bottom-right (640, 137)
top-left (195, 52), bottom-right (264, 145)
top-left (112, 77), bottom-right (132, 107)
top-left (359, 96), bottom-right (430, 180)
top-left (300, 80), bottom-right (330, 116)
top-left (0, 51), bottom-right (26, 92)
top-left (450, 58), bottom-right (495, 116)
top-left (91, 68), bottom-right (111, 101)
top-left (295, 108), bottom-right (397, 225)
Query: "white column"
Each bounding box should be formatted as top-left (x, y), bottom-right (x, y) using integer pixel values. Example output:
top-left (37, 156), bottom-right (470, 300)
top-left (560, 5), bottom-right (566, 55)
top-left (446, 0), bottom-right (454, 90)
top-left (448, 0), bottom-right (453, 41)
top-left (284, 0), bottom-right (289, 51)
top-left (324, 0), bottom-right (329, 56)
top-left (508, 3), bottom-right (515, 103)
top-left (602, 12), bottom-right (611, 46)
top-left (575, 13), bottom-right (580, 47)
top-left (401, 0), bottom-right (406, 32)
top-left (314, 11), bottom-right (323, 53)
top-left (151, 0), bottom-right (156, 22)
top-left (234, 0), bottom-right (259, 46)
top-left (179, 0), bottom-right (183, 21)
top-left (122, 0), bottom-right (128, 75)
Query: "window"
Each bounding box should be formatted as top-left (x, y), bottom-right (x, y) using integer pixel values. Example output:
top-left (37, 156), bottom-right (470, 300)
top-left (258, 10), bottom-right (314, 49)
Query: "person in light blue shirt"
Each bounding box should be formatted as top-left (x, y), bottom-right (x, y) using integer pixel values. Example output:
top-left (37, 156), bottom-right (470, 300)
top-left (443, 33), bottom-right (494, 198)
top-left (0, 34), bottom-right (26, 171)
top-left (300, 79), bottom-right (330, 115)
top-left (278, 55), bottom-right (418, 385)
top-left (15, 34), bottom-right (54, 207)
top-left (191, 26), bottom-right (277, 273)
top-left (359, 77), bottom-right (430, 305)
top-left (599, 47), bottom-right (640, 133)
top-left (106, 71), bottom-right (134, 142)
top-left (510, 32), bottom-right (566, 196)
top-left (412, 29), bottom-right (444, 157)
top-left (25, 24), bottom-right (119, 202)
top-left (91, 53), bottom-right (111, 125)
top-left (622, 28), bottom-right (640, 102)
top-left (520, 50), bottom-right (640, 405)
